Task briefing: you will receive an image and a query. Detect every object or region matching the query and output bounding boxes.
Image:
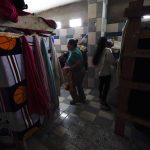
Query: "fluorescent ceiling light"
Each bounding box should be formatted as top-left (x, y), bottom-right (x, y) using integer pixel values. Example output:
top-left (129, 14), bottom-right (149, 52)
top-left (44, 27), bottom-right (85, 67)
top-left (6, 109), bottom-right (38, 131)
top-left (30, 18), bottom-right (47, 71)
top-left (69, 18), bottom-right (82, 27)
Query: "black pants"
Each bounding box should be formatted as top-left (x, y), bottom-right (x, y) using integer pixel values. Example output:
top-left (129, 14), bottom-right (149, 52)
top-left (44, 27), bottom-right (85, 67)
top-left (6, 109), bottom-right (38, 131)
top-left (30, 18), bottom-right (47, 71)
top-left (70, 69), bottom-right (86, 101)
top-left (99, 75), bottom-right (111, 104)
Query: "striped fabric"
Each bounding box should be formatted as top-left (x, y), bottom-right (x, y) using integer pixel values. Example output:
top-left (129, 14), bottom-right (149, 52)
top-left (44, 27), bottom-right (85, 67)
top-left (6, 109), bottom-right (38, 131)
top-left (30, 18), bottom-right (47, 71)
top-left (22, 36), bottom-right (50, 115)
top-left (41, 38), bottom-right (59, 108)
top-left (0, 36), bottom-right (40, 133)
top-left (0, 54), bottom-right (25, 87)
top-left (0, 37), bottom-right (25, 87)
top-left (33, 36), bottom-right (53, 110)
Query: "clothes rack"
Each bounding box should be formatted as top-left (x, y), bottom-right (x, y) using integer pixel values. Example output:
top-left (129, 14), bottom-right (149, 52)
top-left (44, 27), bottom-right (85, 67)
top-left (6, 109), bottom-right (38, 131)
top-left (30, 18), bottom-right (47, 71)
top-left (0, 13), bottom-right (61, 150)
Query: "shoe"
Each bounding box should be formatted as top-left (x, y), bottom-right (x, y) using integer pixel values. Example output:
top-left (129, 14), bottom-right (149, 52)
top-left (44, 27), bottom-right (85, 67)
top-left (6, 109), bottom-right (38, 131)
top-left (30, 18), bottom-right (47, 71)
top-left (100, 103), bottom-right (111, 111)
top-left (70, 100), bottom-right (77, 105)
top-left (79, 99), bottom-right (87, 104)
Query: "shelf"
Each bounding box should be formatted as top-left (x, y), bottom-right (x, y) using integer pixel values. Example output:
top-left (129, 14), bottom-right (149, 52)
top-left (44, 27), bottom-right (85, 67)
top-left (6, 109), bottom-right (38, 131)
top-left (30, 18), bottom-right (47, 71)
top-left (0, 15), bottom-right (54, 34)
top-left (124, 6), bottom-right (150, 18)
top-left (123, 50), bottom-right (150, 58)
top-left (140, 29), bottom-right (150, 39)
top-left (120, 80), bottom-right (150, 91)
top-left (119, 113), bottom-right (150, 128)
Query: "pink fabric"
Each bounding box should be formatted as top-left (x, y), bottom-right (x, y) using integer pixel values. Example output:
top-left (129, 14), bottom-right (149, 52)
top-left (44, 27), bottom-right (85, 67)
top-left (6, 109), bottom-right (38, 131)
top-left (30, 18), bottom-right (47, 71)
top-left (17, 10), bottom-right (31, 16)
top-left (22, 36), bottom-right (49, 115)
top-left (39, 17), bottom-right (57, 29)
top-left (0, 0), bottom-right (18, 22)
top-left (33, 36), bottom-right (53, 110)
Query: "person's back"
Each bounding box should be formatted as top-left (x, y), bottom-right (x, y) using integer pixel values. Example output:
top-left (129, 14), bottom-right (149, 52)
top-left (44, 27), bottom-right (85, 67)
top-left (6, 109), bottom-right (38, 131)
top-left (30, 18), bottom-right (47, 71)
top-left (98, 47), bottom-right (115, 77)
top-left (92, 36), bottom-right (115, 110)
top-left (67, 47), bottom-right (83, 64)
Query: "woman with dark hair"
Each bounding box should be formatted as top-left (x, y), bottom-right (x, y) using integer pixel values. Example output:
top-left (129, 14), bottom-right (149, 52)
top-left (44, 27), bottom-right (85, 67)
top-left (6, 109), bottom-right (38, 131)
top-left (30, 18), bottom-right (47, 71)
top-left (93, 36), bottom-right (115, 110)
top-left (64, 39), bottom-right (86, 105)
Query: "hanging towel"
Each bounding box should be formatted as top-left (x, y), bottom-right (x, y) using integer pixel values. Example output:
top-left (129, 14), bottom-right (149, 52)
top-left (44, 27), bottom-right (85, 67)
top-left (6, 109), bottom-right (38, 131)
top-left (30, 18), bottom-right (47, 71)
top-left (22, 36), bottom-right (49, 115)
top-left (41, 38), bottom-right (59, 108)
top-left (49, 37), bottom-right (64, 96)
top-left (33, 36), bottom-right (53, 110)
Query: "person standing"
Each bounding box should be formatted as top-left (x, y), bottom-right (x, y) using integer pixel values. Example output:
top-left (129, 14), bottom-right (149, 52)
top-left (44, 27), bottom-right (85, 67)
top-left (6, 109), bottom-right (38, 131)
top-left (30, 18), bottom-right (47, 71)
top-left (93, 37), bottom-right (115, 110)
top-left (64, 39), bottom-right (86, 105)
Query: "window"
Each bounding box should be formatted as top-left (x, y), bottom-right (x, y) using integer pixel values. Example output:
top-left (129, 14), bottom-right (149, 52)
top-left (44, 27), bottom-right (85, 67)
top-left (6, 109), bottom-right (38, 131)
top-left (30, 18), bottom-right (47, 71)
top-left (56, 21), bottom-right (61, 29)
top-left (69, 18), bottom-right (82, 27)
top-left (143, 15), bottom-right (150, 20)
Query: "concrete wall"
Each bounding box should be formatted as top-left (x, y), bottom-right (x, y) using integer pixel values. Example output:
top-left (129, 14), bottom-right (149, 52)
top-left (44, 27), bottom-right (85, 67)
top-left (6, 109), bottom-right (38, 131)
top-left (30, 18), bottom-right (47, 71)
top-left (38, 1), bottom-right (88, 54)
top-left (38, 1), bottom-right (88, 28)
top-left (107, 0), bottom-right (130, 23)
top-left (107, 0), bottom-right (150, 23)
top-left (38, 0), bottom-right (150, 25)
top-left (38, 0), bottom-right (130, 24)
top-left (38, 0), bottom-right (149, 89)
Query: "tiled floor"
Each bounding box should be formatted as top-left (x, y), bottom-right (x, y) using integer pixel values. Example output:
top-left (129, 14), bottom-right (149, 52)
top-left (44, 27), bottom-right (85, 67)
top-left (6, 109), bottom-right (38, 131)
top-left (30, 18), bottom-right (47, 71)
top-left (1, 88), bottom-right (150, 150)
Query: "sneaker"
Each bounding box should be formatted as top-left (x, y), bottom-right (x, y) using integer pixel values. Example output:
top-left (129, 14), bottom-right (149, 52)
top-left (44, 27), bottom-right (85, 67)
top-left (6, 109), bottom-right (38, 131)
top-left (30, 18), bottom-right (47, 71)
top-left (79, 99), bottom-right (87, 104)
top-left (70, 100), bottom-right (77, 105)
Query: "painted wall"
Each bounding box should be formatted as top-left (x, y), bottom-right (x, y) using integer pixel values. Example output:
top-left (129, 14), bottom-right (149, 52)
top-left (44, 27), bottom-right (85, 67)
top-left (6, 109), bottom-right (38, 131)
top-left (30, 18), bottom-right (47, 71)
top-left (37, 0), bottom-right (133, 89)
top-left (87, 0), bottom-right (125, 88)
top-left (37, 0), bottom-right (150, 26)
top-left (38, 1), bottom-right (88, 53)
top-left (107, 0), bottom-right (150, 23)
top-left (38, 1), bottom-right (88, 28)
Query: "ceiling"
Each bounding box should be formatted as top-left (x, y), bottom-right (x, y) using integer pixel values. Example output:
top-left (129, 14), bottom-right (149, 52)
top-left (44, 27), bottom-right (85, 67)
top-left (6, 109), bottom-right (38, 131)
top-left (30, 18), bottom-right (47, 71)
top-left (25, 0), bottom-right (84, 13)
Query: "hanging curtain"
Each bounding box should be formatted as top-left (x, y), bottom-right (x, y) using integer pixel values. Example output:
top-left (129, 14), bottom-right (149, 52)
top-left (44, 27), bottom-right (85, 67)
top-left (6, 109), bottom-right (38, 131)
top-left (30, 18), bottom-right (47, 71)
top-left (21, 36), bottom-right (49, 115)
top-left (41, 38), bottom-right (59, 108)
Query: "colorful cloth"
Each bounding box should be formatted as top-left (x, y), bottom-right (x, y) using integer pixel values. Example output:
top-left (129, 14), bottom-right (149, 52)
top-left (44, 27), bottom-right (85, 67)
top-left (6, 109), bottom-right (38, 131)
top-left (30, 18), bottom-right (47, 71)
top-left (0, 36), bottom-right (24, 87)
top-left (39, 18), bottom-right (57, 29)
top-left (0, 0), bottom-right (18, 22)
top-left (49, 37), bottom-right (64, 96)
top-left (41, 38), bottom-right (59, 108)
top-left (0, 36), bottom-right (40, 134)
top-left (33, 36), bottom-right (53, 110)
top-left (22, 36), bottom-right (49, 115)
